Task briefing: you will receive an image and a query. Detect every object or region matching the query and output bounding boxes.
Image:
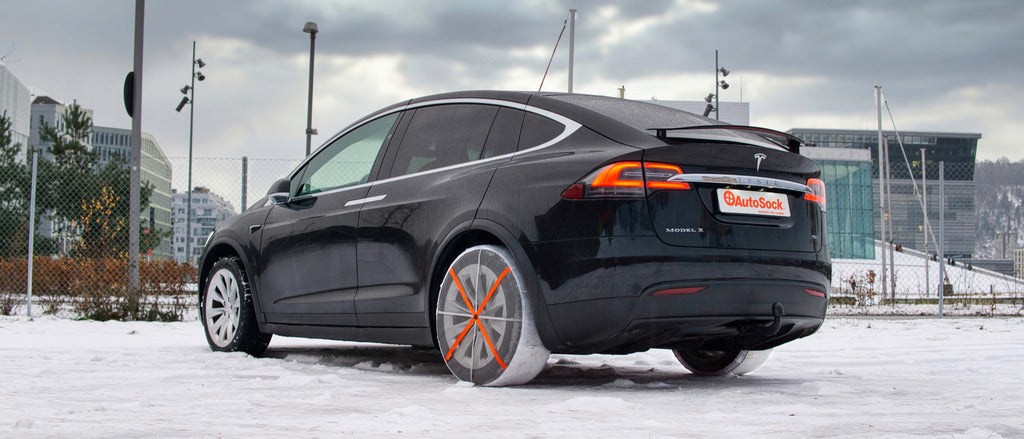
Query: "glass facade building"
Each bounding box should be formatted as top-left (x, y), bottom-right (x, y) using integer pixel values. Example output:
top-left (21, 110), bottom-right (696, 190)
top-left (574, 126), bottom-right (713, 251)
top-left (801, 147), bottom-right (875, 259)
top-left (791, 128), bottom-right (981, 258)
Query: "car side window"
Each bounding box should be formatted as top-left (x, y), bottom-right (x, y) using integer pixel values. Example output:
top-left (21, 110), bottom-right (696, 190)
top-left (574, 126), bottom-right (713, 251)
top-left (519, 112), bottom-right (564, 150)
top-left (388, 104), bottom-right (499, 178)
top-left (293, 113), bottom-right (400, 197)
top-left (481, 107), bottom-right (524, 159)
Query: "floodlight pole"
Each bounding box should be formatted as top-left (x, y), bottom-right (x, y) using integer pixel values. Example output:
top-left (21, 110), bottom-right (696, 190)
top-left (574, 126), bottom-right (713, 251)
top-left (186, 41), bottom-right (197, 265)
top-left (304, 21), bottom-right (318, 156)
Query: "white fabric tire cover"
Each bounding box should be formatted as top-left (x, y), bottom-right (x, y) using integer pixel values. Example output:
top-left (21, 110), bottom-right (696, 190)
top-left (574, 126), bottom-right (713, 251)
top-left (674, 348), bottom-right (773, 376)
top-left (436, 245), bottom-right (549, 386)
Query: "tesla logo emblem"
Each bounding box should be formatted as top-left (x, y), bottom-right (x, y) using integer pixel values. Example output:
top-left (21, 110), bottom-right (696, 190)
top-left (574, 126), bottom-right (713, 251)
top-left (754, 153), bottom-right (767, 172)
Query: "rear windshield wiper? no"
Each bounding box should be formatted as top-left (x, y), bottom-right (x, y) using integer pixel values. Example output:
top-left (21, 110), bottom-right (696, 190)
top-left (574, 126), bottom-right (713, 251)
top-left (647, 125), bottom-right (803, 154)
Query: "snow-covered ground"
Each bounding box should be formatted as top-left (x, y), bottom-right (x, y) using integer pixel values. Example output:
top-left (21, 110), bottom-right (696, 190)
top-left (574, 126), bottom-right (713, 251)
top-left (2, 316), bottom-right (1022, 438)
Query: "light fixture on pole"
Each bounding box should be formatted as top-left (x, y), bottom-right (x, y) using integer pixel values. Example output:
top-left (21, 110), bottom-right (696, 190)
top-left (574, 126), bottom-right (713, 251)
top-left (175, 40), bottom-right (206, 265)
top-left (303, 21), bottom-right (318, 156)
top-left (714, 49), bottom-right (730, 121)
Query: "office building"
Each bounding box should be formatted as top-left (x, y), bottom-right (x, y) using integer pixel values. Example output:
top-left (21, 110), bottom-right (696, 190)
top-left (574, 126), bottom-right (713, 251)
top-left (92, 126), bottom-right (174, 259)
top-left (0, 65), bottom-right (31, 152)
top-left (791, 128), bottom-right (981, 258)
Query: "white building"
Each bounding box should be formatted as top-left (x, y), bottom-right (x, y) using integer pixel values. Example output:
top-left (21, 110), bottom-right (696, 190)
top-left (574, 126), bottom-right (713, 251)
top-left (0, 65), bottom-right (31, 152)
top-left (29, 95), bottom-right (93, 161)
top-left (171, 187), bottom-right (236, 263)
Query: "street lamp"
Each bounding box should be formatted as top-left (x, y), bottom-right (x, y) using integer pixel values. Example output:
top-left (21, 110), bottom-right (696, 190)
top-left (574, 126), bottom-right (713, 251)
top-left (175, 40), bottom-right (206, 265)
top-left (303, 21), bottom-right (318, 156)
top-left (714, 49), bottom-right (730, 121)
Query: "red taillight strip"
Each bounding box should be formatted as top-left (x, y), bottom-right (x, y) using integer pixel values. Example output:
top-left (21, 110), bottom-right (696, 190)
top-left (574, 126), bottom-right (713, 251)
top-left (652, 286), bottom-right (707, 296)
top-left (804, 288), bottom-right (826, 298)
top-left (644, 163), bottom-right (691, 190)
top-left (591, 162), bottom-right (644, 188)
top-left (804, 178), bottom-right (826, 211)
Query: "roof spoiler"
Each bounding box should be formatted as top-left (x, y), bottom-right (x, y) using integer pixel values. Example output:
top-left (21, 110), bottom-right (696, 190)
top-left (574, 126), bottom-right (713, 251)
top-left (647, 125), bottom-right (803, 154)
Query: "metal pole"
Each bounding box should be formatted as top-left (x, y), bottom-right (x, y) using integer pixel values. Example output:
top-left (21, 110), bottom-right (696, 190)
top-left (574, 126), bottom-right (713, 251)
top-left (129, 0), bottom-right (145, 292)
top-left (186, 40), bottom-right (196, 265)
top-left (921, 148), bottom-right (928, 297)
top-left (875, 86), bottom-right (887, 301)
top-left (884, 136), bottom-right (895, 302)
top-left (304, 22), bottom-right (318, 156)
top-left (27, 151), bottom-right (38, 319)
top-left (939, 161), bottom-right (945, 318)
top-left (568, 9), bottom-right (576, 93)
top-left (715, 50), bottom-right (720, 121)
top-left (241, 156), bottom-right (248, 213)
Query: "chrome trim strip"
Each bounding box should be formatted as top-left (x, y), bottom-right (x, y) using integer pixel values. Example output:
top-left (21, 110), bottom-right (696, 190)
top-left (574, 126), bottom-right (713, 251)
top-left (344, 194), bottom-right (387, 207)
top-left (284, 98), bottom-right (583, 200)
top-left (669, 173), bottom-right (812, 193)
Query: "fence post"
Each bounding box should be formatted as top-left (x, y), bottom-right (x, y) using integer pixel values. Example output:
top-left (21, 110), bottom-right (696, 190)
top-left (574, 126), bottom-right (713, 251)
top-left (938, 161), bottom-right (945, 318)
top-left (26, 151), bottom-right (38, 319)
top-left (241, 156), bottom-right (248, 213)
top-left (922, 149), bottom-right (928, 297)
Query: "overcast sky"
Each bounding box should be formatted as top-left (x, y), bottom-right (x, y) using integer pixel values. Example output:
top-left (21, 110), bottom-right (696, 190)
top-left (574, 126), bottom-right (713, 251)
top-left (2, 0), bottom-right (1022, 195)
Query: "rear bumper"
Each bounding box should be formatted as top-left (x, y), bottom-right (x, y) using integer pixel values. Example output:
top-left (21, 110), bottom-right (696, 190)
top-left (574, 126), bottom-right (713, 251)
top-left (528, 237), bottom-right (830, 354)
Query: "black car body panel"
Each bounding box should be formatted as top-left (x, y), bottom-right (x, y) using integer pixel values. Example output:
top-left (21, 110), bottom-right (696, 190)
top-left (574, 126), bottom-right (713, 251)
top-left (199, 90), bottom-right (831, 356)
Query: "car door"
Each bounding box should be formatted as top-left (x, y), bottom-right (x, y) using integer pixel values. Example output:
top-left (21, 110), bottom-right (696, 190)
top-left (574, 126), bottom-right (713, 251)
top-left (258, 112), bottom-right (401, 325)
top-left (354, 103), bottom-right (523, 327)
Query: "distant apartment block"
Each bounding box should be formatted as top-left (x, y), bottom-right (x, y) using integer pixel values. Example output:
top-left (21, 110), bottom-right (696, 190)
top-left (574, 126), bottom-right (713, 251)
top-left (171, 187), bottom-right (236, 263)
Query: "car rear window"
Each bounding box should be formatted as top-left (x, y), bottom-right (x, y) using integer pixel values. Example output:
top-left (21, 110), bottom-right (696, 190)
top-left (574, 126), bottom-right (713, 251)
top-left (389, 104), bottom-right (499, 177)
top-left (519, 112), bottom-right (563, 150)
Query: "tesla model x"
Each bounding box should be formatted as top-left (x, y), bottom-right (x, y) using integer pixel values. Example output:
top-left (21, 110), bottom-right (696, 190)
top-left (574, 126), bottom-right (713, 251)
top-left (198, 91), bottom-right (831, 386)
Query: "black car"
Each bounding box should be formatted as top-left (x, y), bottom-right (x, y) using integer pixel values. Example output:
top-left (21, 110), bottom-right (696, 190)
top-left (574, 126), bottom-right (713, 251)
top-left (199, 91), bottom-right (830, 386)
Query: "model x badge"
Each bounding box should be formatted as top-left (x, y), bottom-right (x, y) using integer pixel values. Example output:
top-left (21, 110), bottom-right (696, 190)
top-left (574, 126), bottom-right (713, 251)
top-left (754, 153), bottom-right (767, 172)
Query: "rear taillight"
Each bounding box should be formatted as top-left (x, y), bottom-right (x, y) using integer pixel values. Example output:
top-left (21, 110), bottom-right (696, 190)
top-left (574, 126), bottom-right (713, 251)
top-left (562, 161), bottom-right (690, 199)
top-left (804, 178), bottom-right (826, 212)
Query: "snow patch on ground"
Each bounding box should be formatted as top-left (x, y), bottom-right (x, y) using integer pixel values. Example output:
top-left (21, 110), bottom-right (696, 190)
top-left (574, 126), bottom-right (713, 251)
top-left (1, 316), bottom-right (1022, 438)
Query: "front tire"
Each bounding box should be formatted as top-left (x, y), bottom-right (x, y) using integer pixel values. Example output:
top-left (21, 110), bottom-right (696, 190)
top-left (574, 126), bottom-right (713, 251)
top-left (673, 348), bottom-right (772, 376)
top-left (435, 245), bottom-right (550, 386)
top-left (201, 257), bottom-right (271, 356)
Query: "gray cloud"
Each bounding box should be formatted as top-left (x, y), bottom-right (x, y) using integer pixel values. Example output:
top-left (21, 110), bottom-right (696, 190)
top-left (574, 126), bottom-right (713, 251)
top-left (2, 0), bottom-right (1021, 172)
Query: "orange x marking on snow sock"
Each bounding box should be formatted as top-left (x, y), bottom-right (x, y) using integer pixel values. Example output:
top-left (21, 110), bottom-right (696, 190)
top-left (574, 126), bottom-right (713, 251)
top-left (443, 266), bottom-right (512, 370)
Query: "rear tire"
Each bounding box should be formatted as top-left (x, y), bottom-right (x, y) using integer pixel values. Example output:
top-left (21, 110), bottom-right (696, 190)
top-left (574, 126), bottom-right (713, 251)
top-left (201, 257), bottom-right (271, 356)
top-left (673, 348), bottom-right (772, 376)
top-left (435, 245), bottom-right (549, 386)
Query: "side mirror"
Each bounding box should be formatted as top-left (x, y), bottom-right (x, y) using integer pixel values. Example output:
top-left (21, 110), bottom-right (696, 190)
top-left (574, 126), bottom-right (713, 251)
top-left (267, 178), bottom-right (290, 205)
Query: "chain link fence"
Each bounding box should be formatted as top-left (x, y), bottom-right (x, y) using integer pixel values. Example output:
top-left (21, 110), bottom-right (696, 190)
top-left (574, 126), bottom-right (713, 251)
top-left (3, 151), bottom-right (1023, 318)
top-left (0, 152), bottom-right (300, 320)
top-left (829, 161), bottom-right (1024, 315)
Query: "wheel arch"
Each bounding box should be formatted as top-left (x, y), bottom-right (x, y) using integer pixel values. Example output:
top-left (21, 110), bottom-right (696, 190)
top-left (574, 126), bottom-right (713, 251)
top-left (426, 219), bottom-right (563, 352)
top-left (198, 241), bottom-right (245, 301)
